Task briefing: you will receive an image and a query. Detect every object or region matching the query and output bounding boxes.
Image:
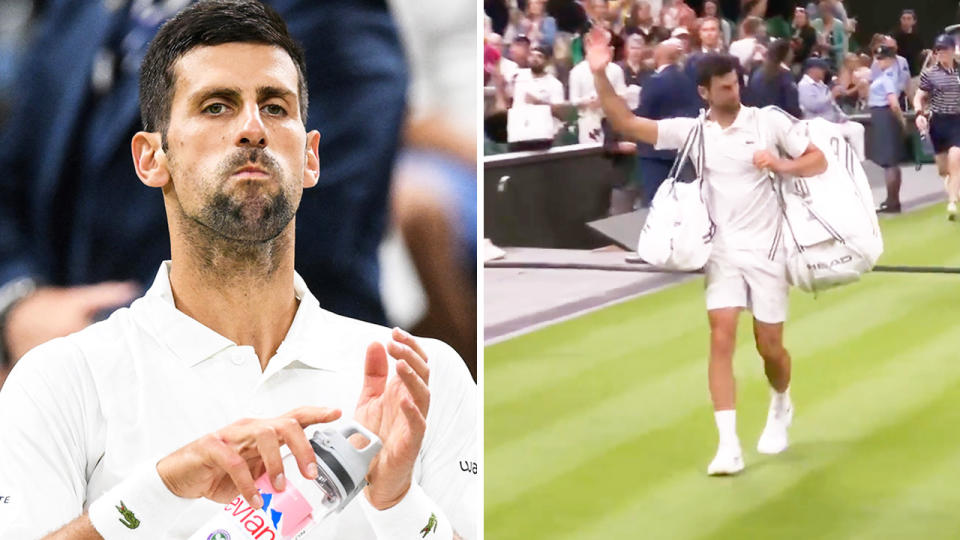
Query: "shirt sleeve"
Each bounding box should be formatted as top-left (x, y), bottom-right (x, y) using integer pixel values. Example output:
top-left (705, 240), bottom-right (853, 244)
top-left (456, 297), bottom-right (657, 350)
top-left (416, 340), bottom-right (478, 540)
top-left (882, 72), bottom-right (898, 97)
top-left (549, 79), bottom-right (565, 105)
top-left (919, 70), bottom-right (932, 92)
top-left (764, 107), bottom-right (811, 159)
top-left (0, 338), bottom-right (102, 538)
top-left (654, 117), bottom-right (698, 151)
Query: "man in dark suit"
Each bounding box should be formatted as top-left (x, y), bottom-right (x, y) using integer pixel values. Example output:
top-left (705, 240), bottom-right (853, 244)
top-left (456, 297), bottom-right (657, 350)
top-left (0, 0), bottom-right (406, 371)
top-left (634, 39), bottom-right (700, 205)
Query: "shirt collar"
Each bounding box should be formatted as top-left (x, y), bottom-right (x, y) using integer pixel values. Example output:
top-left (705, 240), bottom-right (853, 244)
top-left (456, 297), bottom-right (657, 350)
top-left (705, 105), bottom-right (752, 131)
top-left (138, 262), bottom-right (348, 373)
top-left (656, 63), bottom-right (671, 73)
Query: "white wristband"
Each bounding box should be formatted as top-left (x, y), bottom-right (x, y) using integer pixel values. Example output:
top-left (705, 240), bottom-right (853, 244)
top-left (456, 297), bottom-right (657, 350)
top-left (358, 483), bottom-right (454, 540)
top-left (88, 464), bottom-right (194, 539)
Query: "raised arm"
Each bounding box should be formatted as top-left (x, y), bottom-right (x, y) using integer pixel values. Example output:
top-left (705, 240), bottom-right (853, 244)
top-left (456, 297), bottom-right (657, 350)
top-left (585, 28), bottom-right (659, 145)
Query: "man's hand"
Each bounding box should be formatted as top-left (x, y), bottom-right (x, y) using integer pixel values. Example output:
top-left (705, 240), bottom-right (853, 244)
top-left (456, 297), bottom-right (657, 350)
top-left (753, 149), bottom-right (786, 173)
top-left (155, 407), bottom-right (342, 509)
top-left (585, 27), bottom-right (612, 74)
top-left (916, 114), bottom-right (929, 133)
top-left (354, 328), bottom-right (431, 510)
top-left (3, 282), bottom-right (138, 361)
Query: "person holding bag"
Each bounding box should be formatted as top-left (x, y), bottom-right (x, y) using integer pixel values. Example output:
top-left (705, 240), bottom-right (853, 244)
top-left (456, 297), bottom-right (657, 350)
top-left (587, 28), bottom-right (827, 476)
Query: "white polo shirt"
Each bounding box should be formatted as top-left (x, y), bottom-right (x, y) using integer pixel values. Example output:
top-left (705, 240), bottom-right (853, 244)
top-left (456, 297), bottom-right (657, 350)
top-left (655, 106), bottom-right (811, 251)
top-left (0, 263), bottom-right (477, 539)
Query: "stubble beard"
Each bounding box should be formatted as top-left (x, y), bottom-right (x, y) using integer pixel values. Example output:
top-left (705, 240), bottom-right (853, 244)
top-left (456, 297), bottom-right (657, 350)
top-left (172, 148), bottom-right (299, 279)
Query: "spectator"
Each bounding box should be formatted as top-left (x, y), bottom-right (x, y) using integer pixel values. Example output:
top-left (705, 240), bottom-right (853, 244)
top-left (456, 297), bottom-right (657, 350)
top-left (671, 26), bottom-right (693, 54)
top-left (625, 0), bottom-right (669, 45)
top-left (744, 39), bottom-right (802, 118)
top-left (798, 57), bottom-right (865, 160)
top-left (569, 30), bottom-right (628, 143)
top-left (509, 34), bottom-right (533, 67)
top-left (387, 0), bottom-right (478, 373)
top-left (914, 34), bottom-right (960, 220)
top-left (892, 9), bottom-right (923, 80)
top-left (0, 0), bottom-right (408, 377)
top-left (790, 6), bottom-right (818, 68)
top-left (488, 33), bottom-right (521, 91)
top-left (869, 45), bottom-right (907, 213)
top-left (661, 0), bottom-right (695, 32)
top-left (686, 17), bottom-right (726, 90)
top-left (806, 0), bottom-right (850, 32)
top-left (618, 34), bottom-right (654, 109)
top-left (729, 16), bottom-right (766, 71)
top-left (634, 39), bottom-right (698, 205)
top-left (514, 46), bottom-right (566, 108)
top-left (834, 52), bottom-right (870, 111)
top-left (811, 0), bottom-right (847, 71)
top-left (746, 0), bottom-right (791, 40)
top-left (694, 16), bottom-right (725, 54)
top-left (506, 0), bottom-right (558, 50)
top-left (588, 0), bottom-right (625, 61)
top-left (702, 0), bottom-right (734, 47)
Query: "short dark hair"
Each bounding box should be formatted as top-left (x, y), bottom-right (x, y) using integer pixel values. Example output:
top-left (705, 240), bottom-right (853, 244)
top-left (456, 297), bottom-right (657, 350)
top-left (696, 53), bottom-right (740, 87)
top-left (139, 0), bottom-right (309, 134)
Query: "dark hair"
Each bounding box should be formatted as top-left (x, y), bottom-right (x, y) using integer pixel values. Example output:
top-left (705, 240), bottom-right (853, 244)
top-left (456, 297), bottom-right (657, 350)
top-left (763, 39), bottom-right (792, 79)
top-left (139, 0), bottom-right (309, 135)
top-left (696, 53), bottom-right (740, 87)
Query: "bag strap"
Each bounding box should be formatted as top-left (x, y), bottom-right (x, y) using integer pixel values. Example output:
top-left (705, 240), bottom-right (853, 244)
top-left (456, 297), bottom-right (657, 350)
top-left (666, 118), bottom-right (700, 181)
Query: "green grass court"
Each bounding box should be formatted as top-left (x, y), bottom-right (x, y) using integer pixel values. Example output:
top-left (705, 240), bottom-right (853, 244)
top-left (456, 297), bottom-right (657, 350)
top-left (485, 205), bottom-right (960, 539)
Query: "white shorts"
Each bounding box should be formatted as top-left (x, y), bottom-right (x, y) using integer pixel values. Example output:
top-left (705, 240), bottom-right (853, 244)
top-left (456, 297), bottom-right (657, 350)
top-left (704, 248), bottom-right (789, 323)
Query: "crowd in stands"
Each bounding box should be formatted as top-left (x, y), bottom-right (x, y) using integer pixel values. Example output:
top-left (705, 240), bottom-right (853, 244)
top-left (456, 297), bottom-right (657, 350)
top-left (483, 0), bottom-right (953, 211)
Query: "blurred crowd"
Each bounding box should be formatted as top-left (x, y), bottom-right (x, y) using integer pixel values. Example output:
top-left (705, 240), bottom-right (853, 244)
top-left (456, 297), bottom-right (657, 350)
top-left (483, 0), bottom-right (959, 212)
top-left (0, 0), bottom-right (477, 388)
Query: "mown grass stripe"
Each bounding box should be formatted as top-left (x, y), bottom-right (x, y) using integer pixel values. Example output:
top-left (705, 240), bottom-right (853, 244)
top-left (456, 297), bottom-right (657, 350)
top-left (557, 325), bottom-right (960, 539)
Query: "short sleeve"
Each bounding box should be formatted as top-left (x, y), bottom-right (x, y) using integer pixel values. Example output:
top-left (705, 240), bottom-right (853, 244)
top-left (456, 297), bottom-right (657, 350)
top-left (0, 338), bottom-right (102, 538)
top-left (763, 107), bottom-right (810, 159)
top-left (655, 117), bottom-right (698, 151)
top-left (882, 72), bottom-right (898, 96)
top-left (417, 340), bottom-right (478, 539)
top-left (919, 70), bottom-right (933, 92)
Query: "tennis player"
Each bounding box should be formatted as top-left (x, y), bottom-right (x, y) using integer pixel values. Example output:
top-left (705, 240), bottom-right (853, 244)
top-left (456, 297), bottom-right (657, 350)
top-left (586, 29), bottom-right (827, 475)
top-left (0, 2), bottom-right (476, 538)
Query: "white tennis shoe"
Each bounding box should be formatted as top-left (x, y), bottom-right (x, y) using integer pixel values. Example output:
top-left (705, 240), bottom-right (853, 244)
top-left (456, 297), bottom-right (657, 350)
top-left (707, 443), bottom-right (744, 476)
top-left (947, 202), bottom-right (957, 221)
top-left (757, 393), bottom-right (793, 455)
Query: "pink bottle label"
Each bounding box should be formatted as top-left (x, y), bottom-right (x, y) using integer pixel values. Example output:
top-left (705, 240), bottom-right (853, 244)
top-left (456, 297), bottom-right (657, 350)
top-left (219, 475), bottom-right (315, 540)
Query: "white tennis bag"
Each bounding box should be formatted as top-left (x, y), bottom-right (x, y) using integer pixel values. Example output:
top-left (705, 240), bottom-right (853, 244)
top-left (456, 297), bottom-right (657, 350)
top-left (765, 113), bottom-right (883, 293)
top-left (636, 114), bottom-right (715, 270)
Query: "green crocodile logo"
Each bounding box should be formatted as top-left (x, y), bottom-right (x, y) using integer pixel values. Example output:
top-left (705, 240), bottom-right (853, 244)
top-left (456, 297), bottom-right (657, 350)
top-left (420, 513), bottom-right (438, 537)
top-left (116, 501), bottom-right (140, 529)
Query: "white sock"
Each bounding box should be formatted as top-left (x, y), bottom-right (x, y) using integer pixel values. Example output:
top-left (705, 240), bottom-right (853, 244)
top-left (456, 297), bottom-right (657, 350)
top-left (772, 386), bottom-right (791, 410)
top-left (714, 410), bottom-right (738, 448)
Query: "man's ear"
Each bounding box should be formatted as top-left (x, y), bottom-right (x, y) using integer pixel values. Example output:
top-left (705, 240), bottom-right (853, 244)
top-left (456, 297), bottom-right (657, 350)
top-left (303, 130), bottom-right (321, 189)
top-left (131, 131), bottom-right (170, 188)
top-left (697, 85), bottom-right (709, 102)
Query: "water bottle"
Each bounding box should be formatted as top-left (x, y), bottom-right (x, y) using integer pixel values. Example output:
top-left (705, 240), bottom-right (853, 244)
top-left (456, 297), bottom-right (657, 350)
top-left (189, 421), bottom-right (381, 540)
